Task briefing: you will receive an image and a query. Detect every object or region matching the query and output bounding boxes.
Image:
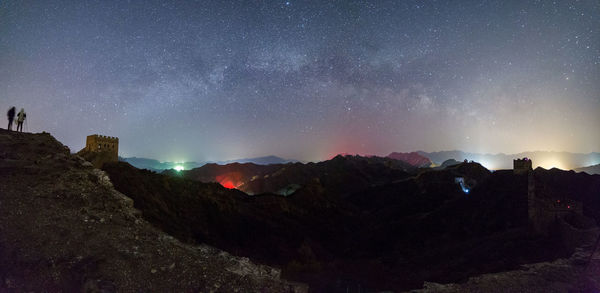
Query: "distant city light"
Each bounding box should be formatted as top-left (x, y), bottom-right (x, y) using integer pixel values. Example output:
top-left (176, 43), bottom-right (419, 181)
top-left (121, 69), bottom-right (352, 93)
top-left (174, 165), bottom-right (184, 171)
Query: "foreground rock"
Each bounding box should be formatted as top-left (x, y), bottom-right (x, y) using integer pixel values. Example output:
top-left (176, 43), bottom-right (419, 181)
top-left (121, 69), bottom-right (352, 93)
top-left (0, 129), bottom-right (306, 292)
top-left (410, 230), bottom-right (600, 293)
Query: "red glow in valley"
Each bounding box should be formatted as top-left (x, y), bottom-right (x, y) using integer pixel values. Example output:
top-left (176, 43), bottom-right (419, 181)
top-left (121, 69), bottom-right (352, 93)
top-left (220, 180), bottom-right (236, 189)
top-left (215, 172), bottom-right (242, 189)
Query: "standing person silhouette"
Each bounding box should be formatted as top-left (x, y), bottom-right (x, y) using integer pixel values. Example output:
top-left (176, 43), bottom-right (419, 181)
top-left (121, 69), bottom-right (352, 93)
top-left (16, 108), bottom-right (26, 132)
top-left (7, 106), bottom-right (15, 131)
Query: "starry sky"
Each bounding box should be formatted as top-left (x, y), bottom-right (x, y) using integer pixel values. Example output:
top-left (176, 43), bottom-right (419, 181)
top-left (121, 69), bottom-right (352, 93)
top-left (1, 0), bottom-right (599, 162)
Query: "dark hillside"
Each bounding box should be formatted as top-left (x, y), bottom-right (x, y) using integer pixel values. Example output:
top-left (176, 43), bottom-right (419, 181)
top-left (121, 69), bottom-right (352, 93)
top-left (0, 129), bottom-right (303, 292)
top-left (101, 157), bottom-right (600, 291)
top-left (173, 154), bottom-right (415, 196)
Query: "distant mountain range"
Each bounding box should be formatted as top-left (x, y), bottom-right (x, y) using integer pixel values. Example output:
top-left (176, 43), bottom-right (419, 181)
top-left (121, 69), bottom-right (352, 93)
top-left (120, 155), bottom-right (296, 171)
top-left (118, 157), bottom-right (203, 172)
top-left (122, 151), bottom-right (600, 172)
top-left (387, 152), bottom-right (433, 167)
top-left (417, 151), bottom-right (600, 170)
top-left (167, 154), bottom-right (416, 195)
top-left (334, 152), bottom-right (433, 168)
top-left (576, 164), bottom-right (600, 175)
top-left (217, 155), bottom-right (298, 165)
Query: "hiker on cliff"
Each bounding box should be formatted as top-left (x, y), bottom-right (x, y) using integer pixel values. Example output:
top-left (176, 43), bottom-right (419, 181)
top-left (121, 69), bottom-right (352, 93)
top-left (16, 108), bottom-right (26, 132)
top-left (7, 106), bottom-right (16, 131)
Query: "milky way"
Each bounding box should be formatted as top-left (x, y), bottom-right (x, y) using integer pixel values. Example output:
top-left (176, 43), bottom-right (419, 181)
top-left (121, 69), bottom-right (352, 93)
top-left (1, 1), bottom-right (598, 162)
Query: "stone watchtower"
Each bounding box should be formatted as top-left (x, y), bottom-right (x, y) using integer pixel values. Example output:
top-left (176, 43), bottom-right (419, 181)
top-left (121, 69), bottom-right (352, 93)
top-left (84, 134), bottom-right (119, 163)
top-left (513, 158), bottom-right (532, 175)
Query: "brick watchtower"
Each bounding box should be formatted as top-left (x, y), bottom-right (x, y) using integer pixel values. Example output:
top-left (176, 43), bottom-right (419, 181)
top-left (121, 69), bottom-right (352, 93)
top-left (85, 134), bottom-right (119, 162)
top-left (513, 158), bottom-right (532, 175)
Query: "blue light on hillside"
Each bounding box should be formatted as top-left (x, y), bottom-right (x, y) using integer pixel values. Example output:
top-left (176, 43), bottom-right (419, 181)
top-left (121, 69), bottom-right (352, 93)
top-left (454, 177), bottom-right (471, 194)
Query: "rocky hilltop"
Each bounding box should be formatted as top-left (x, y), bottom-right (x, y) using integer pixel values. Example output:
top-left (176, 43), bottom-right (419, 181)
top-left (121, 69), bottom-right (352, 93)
top-left (0, 129), bottom-right (305, 292)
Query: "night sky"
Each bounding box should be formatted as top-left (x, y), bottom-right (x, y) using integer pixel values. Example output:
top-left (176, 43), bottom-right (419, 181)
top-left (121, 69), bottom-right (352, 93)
top-left (1, 1), bottom-right (599, 162)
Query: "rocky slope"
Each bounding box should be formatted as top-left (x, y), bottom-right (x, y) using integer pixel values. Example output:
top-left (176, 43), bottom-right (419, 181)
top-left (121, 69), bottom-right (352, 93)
top-left (411, 230), bottom-right (600, 293)
top-left (0, 129), bottom-right (305, 292)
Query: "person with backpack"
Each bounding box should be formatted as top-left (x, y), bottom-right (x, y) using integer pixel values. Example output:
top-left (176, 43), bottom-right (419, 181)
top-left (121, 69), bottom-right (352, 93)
top-left (16, 108), bottom-right (26, 132)
top-left (7, 106), bottom-right (16, 131)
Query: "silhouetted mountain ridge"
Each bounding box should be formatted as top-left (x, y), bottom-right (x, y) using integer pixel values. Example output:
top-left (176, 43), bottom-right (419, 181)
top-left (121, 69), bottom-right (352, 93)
top-left (576, 164), bottom-right (600, 175)
top-left (120, 155), bottom-right (298, 171)
top-left (417, 150), bottom-right (600, 170)
top-left (387, 151), bottom-right (433, 167)
top-left (119, 156), bottom-right (202, 171)
top-left (219, 155), bottom-right (298, 165)
top-left (102, 152), bottom-right (600, 292)
top-left (169, 154), bottom-right (416, 195)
